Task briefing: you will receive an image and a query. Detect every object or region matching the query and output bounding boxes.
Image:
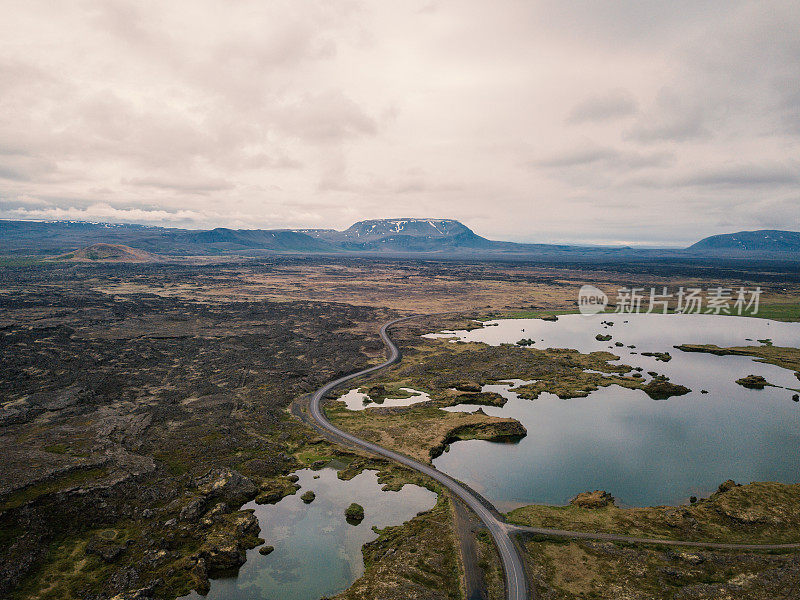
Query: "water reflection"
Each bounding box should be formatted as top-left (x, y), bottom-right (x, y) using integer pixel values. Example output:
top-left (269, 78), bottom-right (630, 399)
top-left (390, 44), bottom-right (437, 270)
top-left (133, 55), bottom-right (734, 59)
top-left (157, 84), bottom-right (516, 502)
top-left (431, 314), bottom-right (800, 509)
top-left (183, 467), bottom-right (436, 600)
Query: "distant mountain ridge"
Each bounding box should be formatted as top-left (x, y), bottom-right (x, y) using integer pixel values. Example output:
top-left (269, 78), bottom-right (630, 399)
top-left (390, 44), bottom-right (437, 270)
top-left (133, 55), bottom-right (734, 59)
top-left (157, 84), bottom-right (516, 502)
top-left (1, 219), bottom-right (798, 257)
top-left (689, 230), bottom-right (800, 252)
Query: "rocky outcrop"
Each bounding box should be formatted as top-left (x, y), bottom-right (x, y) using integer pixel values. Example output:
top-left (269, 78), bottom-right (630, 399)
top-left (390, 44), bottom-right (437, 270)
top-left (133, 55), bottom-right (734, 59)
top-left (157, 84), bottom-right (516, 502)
top-left (735, 375), bottom-right (771, 389)
top-left (196, 510), bottom-right (261, 579)
top-left (430, 420), bottom-right (527, 459)
top-left (454, 382), bottom-right (482, 392)
top-left (254, 477), bottom-right (300, 505)
top-left (345, 503), bottom-right (365, 525)
top-left (570, 490), bottom-right (615, 509)
top-left (195, 468), bottom-right (257, 507)
top-left (642, 378), bottom-right (691, 400)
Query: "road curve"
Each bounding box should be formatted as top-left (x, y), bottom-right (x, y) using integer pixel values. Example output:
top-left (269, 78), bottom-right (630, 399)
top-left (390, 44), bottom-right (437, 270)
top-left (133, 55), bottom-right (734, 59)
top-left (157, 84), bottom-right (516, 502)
top-left (308, 316), bottom-right (529, 600)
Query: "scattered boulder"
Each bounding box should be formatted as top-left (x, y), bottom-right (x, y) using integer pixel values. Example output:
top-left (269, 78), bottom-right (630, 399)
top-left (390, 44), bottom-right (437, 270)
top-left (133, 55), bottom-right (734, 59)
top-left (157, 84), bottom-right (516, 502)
top-left (595, 334), bottom-right (612, 342)
top-left (570, 490), bottom-right (615, 509)
top-left (793, 394), bottom-right (799, 402)
top-left (258, 545), bottom-right (275, 556)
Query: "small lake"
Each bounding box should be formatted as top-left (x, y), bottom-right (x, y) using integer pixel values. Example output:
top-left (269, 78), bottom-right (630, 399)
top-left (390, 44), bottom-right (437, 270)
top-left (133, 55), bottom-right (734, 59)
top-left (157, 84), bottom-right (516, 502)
top-left (183, 467), bottom-right (436, 600)
top-left (338, 387), bottom-right (431, 410)
top-left (429, 313), bottom-right (800, 510)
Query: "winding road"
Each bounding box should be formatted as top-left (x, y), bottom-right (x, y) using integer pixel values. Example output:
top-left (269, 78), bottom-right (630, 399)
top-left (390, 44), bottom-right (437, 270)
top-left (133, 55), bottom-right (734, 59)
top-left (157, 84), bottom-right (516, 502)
top-left (309, 316), bottom-right (529, 600)
top-left (306, 315), bottom-right (800, 600)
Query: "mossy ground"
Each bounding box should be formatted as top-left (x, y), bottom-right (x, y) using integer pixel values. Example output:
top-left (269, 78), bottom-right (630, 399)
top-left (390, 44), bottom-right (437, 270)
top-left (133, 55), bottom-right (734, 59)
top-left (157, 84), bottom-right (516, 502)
top-left (334, 493), bottom-right (463, 600)
top-left (524, 537), bottom-right (800, 600)
top-left (508, 482), bottom-right (800, 545)
top-left (676, 343), bottom-right (800, 375)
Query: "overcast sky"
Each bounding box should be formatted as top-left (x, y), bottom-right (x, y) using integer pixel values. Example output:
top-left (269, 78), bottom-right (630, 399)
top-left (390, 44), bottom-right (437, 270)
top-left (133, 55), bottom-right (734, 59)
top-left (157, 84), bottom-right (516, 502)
top-left (1, 1), bottom-right (798, 245)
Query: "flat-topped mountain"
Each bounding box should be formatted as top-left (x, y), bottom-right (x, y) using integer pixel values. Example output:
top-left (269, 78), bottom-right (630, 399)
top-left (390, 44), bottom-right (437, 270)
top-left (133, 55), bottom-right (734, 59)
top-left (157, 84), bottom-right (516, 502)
top-left (689, 230), bottom-right (800, 252)
top-left (300, 218), bottom-right (494, 251)
top-left (343, 218), bottom-right (474, 240)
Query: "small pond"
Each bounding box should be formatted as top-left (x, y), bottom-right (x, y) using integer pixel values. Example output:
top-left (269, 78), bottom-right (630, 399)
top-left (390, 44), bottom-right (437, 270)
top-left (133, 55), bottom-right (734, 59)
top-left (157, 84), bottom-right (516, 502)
top-left (337, 387), bottom-right (431, 410)
top-left (183, 467), bottom-right (436, 600)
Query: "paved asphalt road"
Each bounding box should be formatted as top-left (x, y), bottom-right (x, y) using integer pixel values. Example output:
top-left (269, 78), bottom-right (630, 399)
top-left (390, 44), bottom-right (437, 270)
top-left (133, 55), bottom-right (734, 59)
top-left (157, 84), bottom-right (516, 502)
top-left (308, 315), bottom-right (800, 599)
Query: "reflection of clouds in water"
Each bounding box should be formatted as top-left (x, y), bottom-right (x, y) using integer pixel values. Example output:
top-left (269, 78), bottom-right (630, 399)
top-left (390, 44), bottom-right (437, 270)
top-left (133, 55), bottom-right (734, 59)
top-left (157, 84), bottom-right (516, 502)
top-left (182, 467), bottom-right (436, 600)
top-left (434, 316), bottom-right (800, 510)
top-left (337, 387), bottom-right (431, 410)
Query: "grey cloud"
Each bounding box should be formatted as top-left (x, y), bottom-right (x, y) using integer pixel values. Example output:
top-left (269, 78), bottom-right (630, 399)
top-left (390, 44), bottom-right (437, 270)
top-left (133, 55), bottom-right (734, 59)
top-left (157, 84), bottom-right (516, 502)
top-left (0, 1), bottom-right (799, 244)
top-left (534, 147), bottom-right (673, 170)
top-left (0, 155), bottom-right (58, 182)
top-left (125, 177), bottom-right (234, 194)
top-left (626, 91), bottom-right (709, 143)
top-left (535, 147), bottom-right (619, 168)
top-left (567, 90), bottom-right (638, 123)
top-left (677, 165), bottom-right (799, 188)
top-left (273, 92), bottom-right (378, 142)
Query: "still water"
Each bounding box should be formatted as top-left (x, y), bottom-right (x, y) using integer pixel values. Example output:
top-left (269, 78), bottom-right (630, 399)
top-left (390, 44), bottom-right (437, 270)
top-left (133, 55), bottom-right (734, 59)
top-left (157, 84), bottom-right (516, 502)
top-left (429, 313), bottom-right (800, 510)
top-left (183, 467), bottom-right (436, 600)
top-left (337, 387), bottom-right (431, 410)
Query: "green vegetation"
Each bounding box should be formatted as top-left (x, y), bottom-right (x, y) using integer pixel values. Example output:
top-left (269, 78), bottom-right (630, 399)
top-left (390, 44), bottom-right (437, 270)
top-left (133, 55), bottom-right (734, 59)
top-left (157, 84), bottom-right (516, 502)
top-left (736, 374), bottom-right (773, 389)
top-left (676, 343), bottom-right (800, 375)
top-left (509, 481), bottom-right (800, 545)
top-left (327, 401), bottom-right (525, 462)
top-left (523, 536), bottom-right (798, 600)
top-left (300, 490), bottom-right (316, 504)
top-left (641, 351), bottom-right (672, 362)
top-left (748, 302), bottom-right (800, 322)
top-left (345, 503), bottom-right (365, 524)
top-left (335, 494), bottom-right (462, 600)
top-left (0, 467), bottom-right (109, 512)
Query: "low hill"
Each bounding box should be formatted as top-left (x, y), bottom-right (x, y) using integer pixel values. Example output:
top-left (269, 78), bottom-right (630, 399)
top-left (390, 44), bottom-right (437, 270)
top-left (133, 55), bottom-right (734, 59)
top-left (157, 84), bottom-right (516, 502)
top-left (689, 230), bottom-right (800, 252)
top-left (53, 243), bottom-right (165, 262)
top-left (185, 228), bottom-right (336, 252)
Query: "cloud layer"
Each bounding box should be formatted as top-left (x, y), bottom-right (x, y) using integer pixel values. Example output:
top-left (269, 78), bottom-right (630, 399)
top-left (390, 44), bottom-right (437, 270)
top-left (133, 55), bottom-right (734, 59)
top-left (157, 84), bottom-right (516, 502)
top-left (1, 0), bottom-right (798, 245)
